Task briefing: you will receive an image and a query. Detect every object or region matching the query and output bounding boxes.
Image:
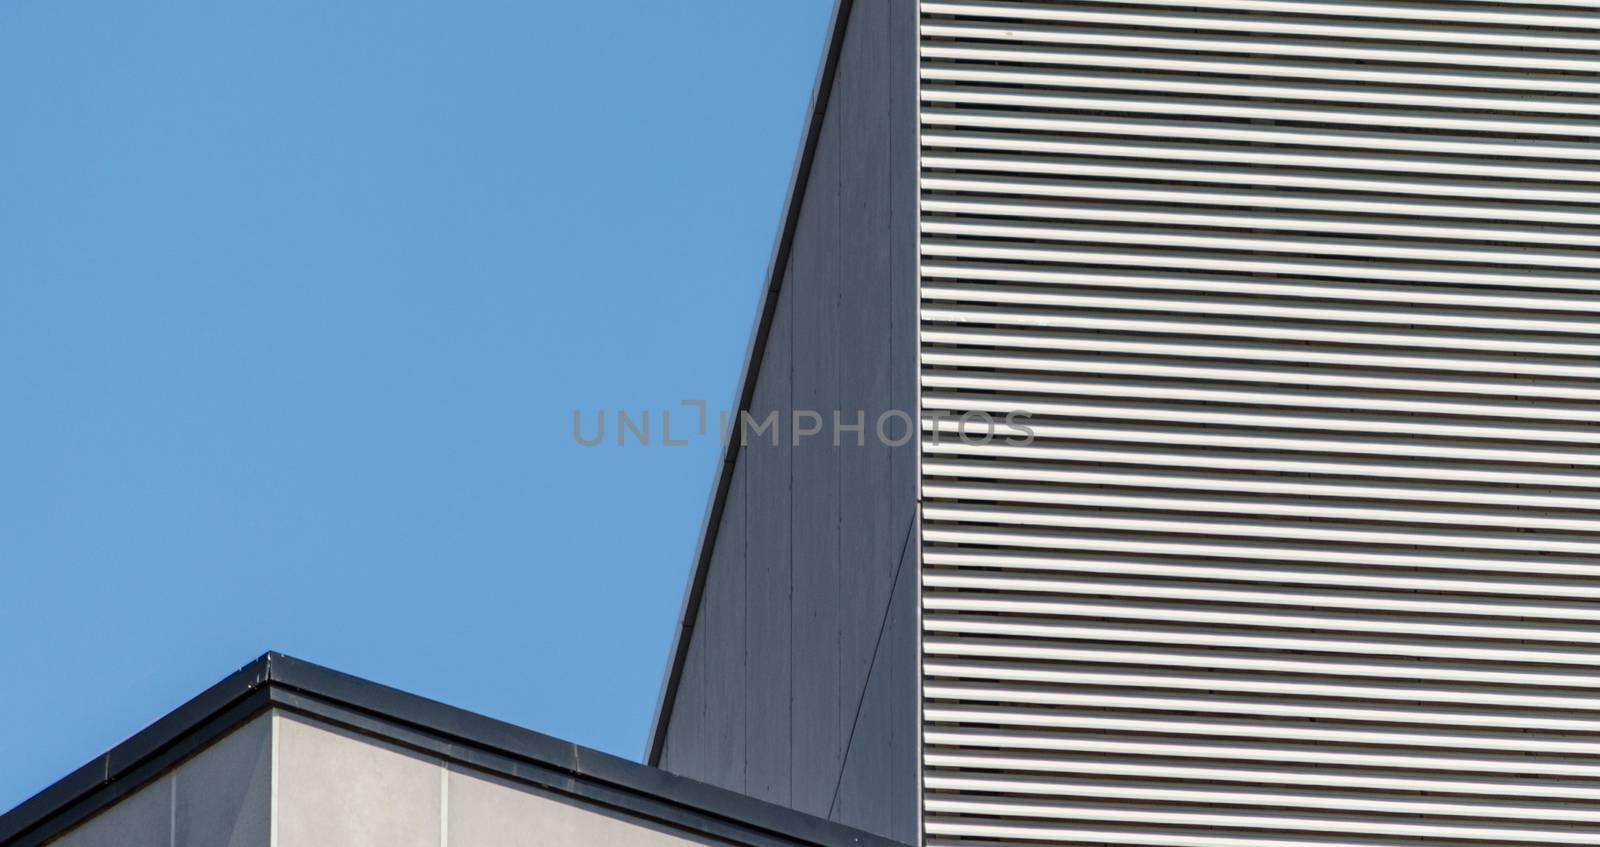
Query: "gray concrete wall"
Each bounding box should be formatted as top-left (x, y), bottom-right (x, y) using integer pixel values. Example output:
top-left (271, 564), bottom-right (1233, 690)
top-left (46, 708), bottom-right (889, 847)
top-left (47, 713), bottom-right (271, 847)
top-left (275, 713), bottom-right (736, 847)
top-left (656, 0), bottom-right (918, 840)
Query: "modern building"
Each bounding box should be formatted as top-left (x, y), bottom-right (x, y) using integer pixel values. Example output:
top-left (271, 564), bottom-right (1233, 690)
top-left (650, 0), bottom-right (1600, 846)
top-left (0, 654), bottom-right (902, 847)
top-left (9, 1), bottom-right (1600, 846)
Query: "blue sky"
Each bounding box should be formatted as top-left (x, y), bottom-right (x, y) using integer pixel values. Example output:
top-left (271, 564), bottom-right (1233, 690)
top-left (0, 1), bottom-right (833, 811)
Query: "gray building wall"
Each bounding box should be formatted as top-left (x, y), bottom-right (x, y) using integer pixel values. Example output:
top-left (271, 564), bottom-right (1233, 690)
top-left (917, 1), bottom-right (1600, 845)
top-left (47, 715), bottom-right (270, 847)
top-left (654, 0), bottom-right (919, 841)
top-left (277, 713), bottom-right (740, 847)
top-left (46, 711), bottom-right (771, 847)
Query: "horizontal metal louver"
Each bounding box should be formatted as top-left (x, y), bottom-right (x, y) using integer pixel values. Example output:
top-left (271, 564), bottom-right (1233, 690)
top-left (916, 0), bottom-right (1600, 844)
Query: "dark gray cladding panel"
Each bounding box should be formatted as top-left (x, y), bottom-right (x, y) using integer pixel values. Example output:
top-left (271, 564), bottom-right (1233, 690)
top-left (790, 84), bottom-right (843, 819)
top-left (832, 520), bottom-right (918, 843)
top-left (885, 0), bottom-right (917, 541)
top-left (744, 283), bottom-right (793, 806)
top-left (655, 0), bottom-right (918, 839)
top-left (664, 593), bottom-right (710, 780)
top-left (836, 0), bottom-right (904, 786)
top-left (665, 454), bottom-right (745, 791)
top-left (885, 525), bottom-right (918, 844)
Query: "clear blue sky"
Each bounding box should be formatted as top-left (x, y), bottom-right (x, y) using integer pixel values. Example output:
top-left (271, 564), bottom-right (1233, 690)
top-left (0, 1), bottom-right (833, 811)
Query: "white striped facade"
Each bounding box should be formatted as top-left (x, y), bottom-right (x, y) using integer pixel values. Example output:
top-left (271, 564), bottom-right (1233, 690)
top-left (917, 1), bottom-right (1600, 844)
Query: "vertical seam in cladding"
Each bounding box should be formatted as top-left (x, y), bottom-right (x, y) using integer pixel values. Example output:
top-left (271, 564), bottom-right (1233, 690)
top-left (910, 0), bottom-right (926, 842)
top-left (835, 131), bottom-right (846, 815)
top-left (268, 711), bottom-right (279, 847)
top-left (438, 764), bottom-right (448, 847)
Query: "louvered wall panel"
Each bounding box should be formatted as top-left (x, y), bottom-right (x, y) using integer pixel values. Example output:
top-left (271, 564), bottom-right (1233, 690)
top-left (916, 1), bottom-right (1600, 845)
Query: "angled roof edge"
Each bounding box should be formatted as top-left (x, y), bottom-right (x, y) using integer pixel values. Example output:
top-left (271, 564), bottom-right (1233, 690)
top-left (646, 0), bottom-right (858, 767)
top-left (0, 652), bottom-right (904, 847)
